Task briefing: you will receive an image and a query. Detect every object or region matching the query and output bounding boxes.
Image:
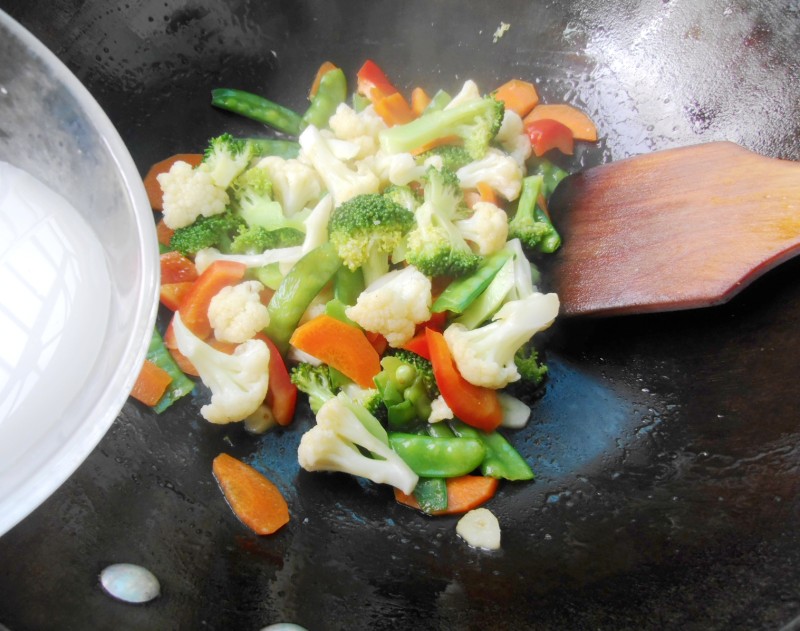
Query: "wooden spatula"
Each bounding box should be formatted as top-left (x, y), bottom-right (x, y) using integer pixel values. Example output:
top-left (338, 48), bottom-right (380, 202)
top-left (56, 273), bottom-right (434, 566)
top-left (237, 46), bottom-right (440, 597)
top-left (547, 141), bottom-right (800, 317)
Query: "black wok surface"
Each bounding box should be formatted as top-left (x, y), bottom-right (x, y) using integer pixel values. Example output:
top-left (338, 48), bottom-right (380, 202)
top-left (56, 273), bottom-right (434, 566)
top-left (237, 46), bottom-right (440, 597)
top-left (2, 1), bottom-right (800, 629)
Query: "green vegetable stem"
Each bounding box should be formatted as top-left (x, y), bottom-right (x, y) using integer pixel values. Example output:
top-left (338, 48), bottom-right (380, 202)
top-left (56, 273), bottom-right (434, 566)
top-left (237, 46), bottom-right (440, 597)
top-left (264, 242), bottom-right (342, 355)
top-left (211, 88), bottom-right (303, 136)
top-left (246, 138), bottom-right (301, 159)
top-left (301, 67), bottom-right (347, 130)
top-left (388, 433), bottom-right (486, 478)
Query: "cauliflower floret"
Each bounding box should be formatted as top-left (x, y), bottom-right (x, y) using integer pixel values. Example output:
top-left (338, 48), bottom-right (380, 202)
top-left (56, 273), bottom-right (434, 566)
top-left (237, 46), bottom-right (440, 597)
top-left (157, 160), bottom-right (229, 229)
top-left (208, 280), bottom-right (270, 344)
top-left (428, 395), bottom-right (454, 423)
top-left (456, 201), bottom-right (509, 255)
top-left (171, 311), bottom-right (270, 424)
top-left (495, 109), bottom-right (532, 166)
top-left (445, 80), bottom-right (482, 109)
top-left (298, 125), bottom-right (380, 207)
top-left (255, 156), bottom-right (323, 216)
top-left (360, 150), bottom-right (427, 188)
top-left (328, 103), bottom-right (388, 159)
top-left (443, 292), bottom-right (559, 389)
top-left (345, 265), bottom-right (432, 347)
top-left (298, 394), bottom-right (418, 494)
top-left (456, 148), bottom-right (524, 202)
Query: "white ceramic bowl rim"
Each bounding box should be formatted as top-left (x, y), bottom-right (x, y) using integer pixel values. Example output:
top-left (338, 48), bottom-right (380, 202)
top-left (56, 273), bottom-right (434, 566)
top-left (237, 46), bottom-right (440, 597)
top-left (0, 10), bottom-right (159, 536)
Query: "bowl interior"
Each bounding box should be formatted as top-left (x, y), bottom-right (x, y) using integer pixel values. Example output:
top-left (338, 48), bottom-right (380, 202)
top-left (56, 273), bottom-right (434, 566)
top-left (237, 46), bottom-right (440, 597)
top-left (0, 10), bottom-right (159, 535)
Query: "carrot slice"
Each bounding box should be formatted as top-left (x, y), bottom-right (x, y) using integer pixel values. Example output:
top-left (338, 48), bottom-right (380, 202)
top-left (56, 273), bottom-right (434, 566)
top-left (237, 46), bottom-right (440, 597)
top-left (409, 135), bottom-right (462, 156)
top-left (308, 61), bottom-right (338, 99)
top-left (476, 181), bottom-right (498, 206)
top-left (156, 218), bottom-right (175, 247)
top-left (493, 79), bottom-right (540, 117)
top-left (255, 334), bottom-right (298, 427)
top-left (523, 103), bottom-right (598, 142)
top-left (394, 475), bottom-right (499, 515)
top-left (374, 92), bottom-right (416, 127)
top-left (411, 87), bottom-right (432, 117)
top-left (144, 153), bottom-right (203, 210)
top-left (130, 359), bottom-right (173, 407)
top-left (289, 314), bottom-right (381, 389)
top-left (178, 260), bottom-right (247, 339)
top-left (212, 453), bottom-right (290, 535)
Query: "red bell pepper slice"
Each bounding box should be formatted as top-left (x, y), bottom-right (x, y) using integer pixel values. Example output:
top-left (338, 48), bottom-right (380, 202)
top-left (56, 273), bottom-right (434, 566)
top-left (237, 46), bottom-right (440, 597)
top-left (160, 251), bottom-right (198, 284)
top-left (401, 332), bottom-right (431, 360)
top-left (357, 59), bottom-right (400, 103)
top-left (525, 118), bottom-right (575, 157)
top-left (178, 260), bottom-right (247, 339)
top-left (159, 281), bottom-right (195, 312)
top-left (425, 328), bottom-right (502, 432)
top-left (255, 334), bottom-right (298, 427)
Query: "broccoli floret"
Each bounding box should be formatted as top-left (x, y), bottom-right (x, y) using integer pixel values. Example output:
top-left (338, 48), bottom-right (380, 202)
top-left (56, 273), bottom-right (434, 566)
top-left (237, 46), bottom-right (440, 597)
top-left (169, 209), bottom-right (245, 256)
top-left (328, 193), bottom-right (415, 285)
top-left (514, 343), bottom-right (549, 385)
top-left (379, 95), bottom-right (504, 160)
top-left (383, 184), bottom-right (422, 213)
top-left (230, 225), bottom-right (305, 254)
top-left (508, 174), bottom-right (561, 254)
top-left (373, 353), bottom-right (437, 430)
top-left (290, 362), bottom-right (337, 414)
top-left (405, 167), bottom-right (480, 277)
top-left (340, 382), bottom-right (385, 419)
top-left (389, 349), bottom-right (439, 399)
top-left (202, 133), bottom-right (254, 189)
top-left (417, 145), bottom-right (473, 172)
top-left (231, 166), bottom-right (310, 233)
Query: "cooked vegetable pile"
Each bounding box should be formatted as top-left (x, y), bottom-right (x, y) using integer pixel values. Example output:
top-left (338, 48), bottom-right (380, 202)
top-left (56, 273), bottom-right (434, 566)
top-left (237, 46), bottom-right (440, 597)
top-left (132, 60), bottom-right (597, 529)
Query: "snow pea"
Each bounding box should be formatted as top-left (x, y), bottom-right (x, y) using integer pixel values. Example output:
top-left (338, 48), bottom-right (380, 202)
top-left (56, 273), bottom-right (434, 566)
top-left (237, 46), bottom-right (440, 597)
top-left (388, 433), bottom-right (486, 478)
top-left (431, 249), bottom-right (512, 314)
top-left (246, 138), bottom-right (301, 159)
top-left (264, 242), bottom-right (341, 354)
top-left (450, 420), bottom-right (534, 481)
top-left (302, 67), bottom-right (347, 130)
top-left (211, 88), bottom-right (303, 136)
top-left (333, 265), bottom-right (364, 306)
top-left (412, 477), bottom-right (448, 513)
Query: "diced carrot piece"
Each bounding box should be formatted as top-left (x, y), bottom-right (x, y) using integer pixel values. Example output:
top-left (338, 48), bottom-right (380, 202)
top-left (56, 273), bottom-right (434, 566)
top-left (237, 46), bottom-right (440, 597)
top-left (144, 153), bottom-right (203, 210)
top-left (289, 314), bottom-right (381, 389)
top-left (523, 103), bottom-right (598, 142)
top-left (213, 453), bottom-right (290, 535)
top-left (374, 92), bottom-right (416, 127)
top-left (308, 61), bottom-right (338, 99)
top-left (410, 135), bottom-right (462, 156)
top-left (411, 87), bottom-right (432, 117)
top-left (476, 182), bottom-right (498, 206)
top-left (130, 359), bottom-right (173, 406)
top-left (394, 475), bottom-right (499, 515)
top-left (493, 79), bottom-right (540, 117)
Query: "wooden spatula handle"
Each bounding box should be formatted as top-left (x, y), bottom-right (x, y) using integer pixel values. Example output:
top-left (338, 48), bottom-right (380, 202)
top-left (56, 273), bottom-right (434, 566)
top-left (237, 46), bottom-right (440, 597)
top-left (548, 142), bottom-right (800, 316)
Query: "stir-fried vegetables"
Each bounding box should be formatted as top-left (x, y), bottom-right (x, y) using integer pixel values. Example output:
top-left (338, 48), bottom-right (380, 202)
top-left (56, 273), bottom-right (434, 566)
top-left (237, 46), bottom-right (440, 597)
top-left (133, 59), bottom-right (597, 531)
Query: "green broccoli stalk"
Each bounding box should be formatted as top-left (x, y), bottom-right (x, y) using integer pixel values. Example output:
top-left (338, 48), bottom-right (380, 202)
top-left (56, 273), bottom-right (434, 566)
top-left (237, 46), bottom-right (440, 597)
top-left (202, 133), bottom-right (254, 189)
top-left (327, 193), bottom-right (415, 286)
top-left (379, 95), bottom-right (504, 160)
top-left (169, 209), bottom-right (245, 256)
top-left (405, 167), bottom-right (480, 278)
top-left (508, 174), bottom-right (561, 254)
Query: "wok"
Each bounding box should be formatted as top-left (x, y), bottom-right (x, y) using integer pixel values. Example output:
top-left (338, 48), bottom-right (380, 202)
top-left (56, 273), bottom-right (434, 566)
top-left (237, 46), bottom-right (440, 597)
top-left (2, 1), bottom-right (800, 629)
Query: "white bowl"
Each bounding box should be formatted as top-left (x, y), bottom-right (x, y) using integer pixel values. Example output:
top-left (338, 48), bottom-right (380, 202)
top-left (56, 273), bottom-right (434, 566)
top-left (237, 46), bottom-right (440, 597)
top-left (0, 11), bottom-right (159, 535)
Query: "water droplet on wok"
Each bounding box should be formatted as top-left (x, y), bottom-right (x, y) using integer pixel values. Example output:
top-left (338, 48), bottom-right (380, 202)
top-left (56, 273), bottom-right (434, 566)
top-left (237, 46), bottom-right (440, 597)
top-left (100, 563), bottom-right (160, 604)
